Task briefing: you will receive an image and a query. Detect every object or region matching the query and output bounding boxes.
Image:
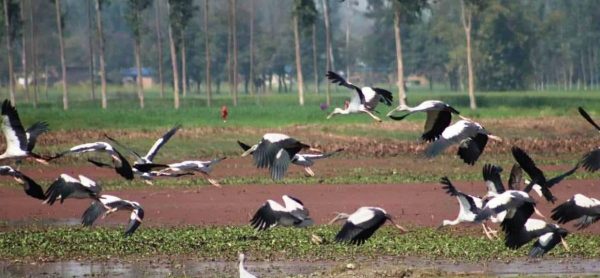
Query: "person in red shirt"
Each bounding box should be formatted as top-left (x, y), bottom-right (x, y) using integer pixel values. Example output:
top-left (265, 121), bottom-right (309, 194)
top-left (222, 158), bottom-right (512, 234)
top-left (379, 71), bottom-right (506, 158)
top-left (221, 105), bottom-right (228, 122)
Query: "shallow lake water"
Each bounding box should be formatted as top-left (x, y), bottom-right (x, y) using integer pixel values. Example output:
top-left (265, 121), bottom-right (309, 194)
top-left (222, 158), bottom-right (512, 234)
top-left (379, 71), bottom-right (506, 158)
top-left (3, 257), bottom-right (600, 277)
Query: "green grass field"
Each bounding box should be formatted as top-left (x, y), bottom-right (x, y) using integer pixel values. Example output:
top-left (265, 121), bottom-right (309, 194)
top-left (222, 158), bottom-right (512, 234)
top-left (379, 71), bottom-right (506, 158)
top-left (8, 85), bottom-right (600, 130)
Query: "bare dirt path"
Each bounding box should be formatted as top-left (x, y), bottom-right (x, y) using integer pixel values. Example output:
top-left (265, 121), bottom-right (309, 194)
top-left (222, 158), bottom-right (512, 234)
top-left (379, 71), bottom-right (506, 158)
top-left (1, 178), bottom-right (599, 233)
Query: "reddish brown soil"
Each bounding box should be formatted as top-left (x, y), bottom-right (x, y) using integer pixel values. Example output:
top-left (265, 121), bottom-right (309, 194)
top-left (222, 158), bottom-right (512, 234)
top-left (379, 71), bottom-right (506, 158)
top-left (2, 173), bottom-right (600, 233)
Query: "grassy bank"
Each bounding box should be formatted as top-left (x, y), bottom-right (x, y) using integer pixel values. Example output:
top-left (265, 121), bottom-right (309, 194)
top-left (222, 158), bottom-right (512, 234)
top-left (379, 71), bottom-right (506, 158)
top-left (0, 225), bottom-right (595, 262)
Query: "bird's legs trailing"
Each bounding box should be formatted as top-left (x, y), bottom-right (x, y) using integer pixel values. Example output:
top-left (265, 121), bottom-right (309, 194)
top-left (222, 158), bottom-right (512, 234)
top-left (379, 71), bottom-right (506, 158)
top-left (200, 172), bottom-right (221, 188)
top-left (361, 109), bottom-right (382, 122)
top-left (481, 223), bottom-right (498, 240)
top-left (304, 167), bottom-right (315, 177)
top-left (533, 206), bottom-right (546, 219)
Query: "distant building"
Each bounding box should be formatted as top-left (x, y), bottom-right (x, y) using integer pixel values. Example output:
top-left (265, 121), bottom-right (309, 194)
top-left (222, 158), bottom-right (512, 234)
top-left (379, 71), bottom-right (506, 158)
top-left (406, 74), bottom-right (429, 87)
top-left (120, 67), bottom-right (154, 88)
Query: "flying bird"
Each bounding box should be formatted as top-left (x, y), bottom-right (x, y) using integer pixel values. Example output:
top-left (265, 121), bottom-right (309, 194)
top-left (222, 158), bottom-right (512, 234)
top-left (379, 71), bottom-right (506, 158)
top-left (387, 100), bottom-right (461, 142)
top-left (577, 107), bottom-right (600, 172)
top-left (504, 218), bottom-right (569, 258)
top-left (51, 142), bottom-right (134, 180)
top-left (241, 133), bottom-right (320, 180)
top-left (44, 174), bottom-right (102, 205)
top-left (0, 99), bottom-right (50, 164)
top-left (512, 146), bottom-right (579, 203)
top-left (81, 194), bottom-right (144, 236)
top-left (325, 71), bottom-right (393, 122)
top-left (438, 176), bottom-right (499, 239)
top-left (425, 119), bottom-right (502, 165)
top-left (158, 158), bottom-right (226, 187)
top-left (105, 125), bottom-right (181, 166)
top-left (0, 165), bottom-right (45, 200)
top-left (551, 194), bottom-right (600, 230)
top-left (475, 190), bottom-right (541, 234)
top-left (329, 206), bottom-right (408, 245)
top-left (238, 253), bottom-right (258, 278)
top-left (238, 140), bottom-right (343, 177)
top-left (250, 195), bottom-right (313, 231)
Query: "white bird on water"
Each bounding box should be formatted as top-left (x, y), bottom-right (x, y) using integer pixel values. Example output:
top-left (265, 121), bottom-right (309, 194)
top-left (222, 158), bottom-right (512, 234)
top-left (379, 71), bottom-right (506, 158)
top-left (325, 71), bottom-right (393, 122)
top-left (238, 253), bottom-right (257, 278)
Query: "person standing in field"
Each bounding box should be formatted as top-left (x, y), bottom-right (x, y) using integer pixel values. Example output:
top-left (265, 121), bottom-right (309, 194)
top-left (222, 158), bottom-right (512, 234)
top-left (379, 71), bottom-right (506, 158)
top-left (221, 105), bottom-right (228, 122)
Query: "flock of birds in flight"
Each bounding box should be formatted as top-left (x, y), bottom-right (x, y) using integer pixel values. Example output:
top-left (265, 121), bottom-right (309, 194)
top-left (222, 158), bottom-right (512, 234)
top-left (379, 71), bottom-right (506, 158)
top-left (1, 72), bottom-right (600, 277)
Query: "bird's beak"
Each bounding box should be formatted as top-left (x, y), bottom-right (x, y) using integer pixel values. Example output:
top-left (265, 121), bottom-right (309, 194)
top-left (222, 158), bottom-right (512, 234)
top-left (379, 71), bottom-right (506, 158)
top-left (458, 115), bottom-right (473, 121)
top-left (308, 147), bottom-right (322, 153)
top-left (386, 108), bottom-right (398, 117)
top-left (560, 236), bottom-right (570, 251)
top-left (394, 223), bottom-right (409, 233)
top-left (488, 134), bottom-right (503, 142)
top-left (328, 213), bottom-right (343, 225)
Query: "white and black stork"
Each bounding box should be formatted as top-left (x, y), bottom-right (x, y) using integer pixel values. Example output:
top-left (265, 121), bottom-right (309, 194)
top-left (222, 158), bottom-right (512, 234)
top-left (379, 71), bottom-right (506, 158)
top-left (0, 99), bottom-right (49, 164)
top-left (577, 107), bottom-right (600, 172)
top-left (325, 71), bottom-right (393, 122)
top-left (551, 194), bottom-right (600, 230)
top-left (329, 206), bottom-right (408, 245)
top-left (241, 133), bottom-right (320, 180)
top-left (0, 165), bottom-right (45, 200)
top-left (44, 174), bottom-right (102, 205)
top-left (474, 189), bottom-right (543, 234)
top-left (482, 163), bottom-right (524, 197)
top-left (425, 119), bottom-right (502, 165)
top-left (512, 146), bottom-right (579, 203)
top-left (158, 158), bottom-right (226, 187)
top-left (387, 100), bottom-right (461, 142)
top-left (238, 140), bottom-right (342, 177)
top-left (438, 176), bottom-right (499, 239)
top-left (51, 142), bottom-right (134, 180)
top-left (81, 194), bottom-right (144, 236)
top-left (504, 218), bottom-right (569, 258)
top-left (238, 253), bottom-right (258, 278)
top-left (250, 195), bottom-right (313, 231)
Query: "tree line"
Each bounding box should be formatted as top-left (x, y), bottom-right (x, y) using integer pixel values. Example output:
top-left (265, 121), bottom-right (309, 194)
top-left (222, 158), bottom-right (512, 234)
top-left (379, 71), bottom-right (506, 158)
top-left (0, 0), bottom-right (598, 110)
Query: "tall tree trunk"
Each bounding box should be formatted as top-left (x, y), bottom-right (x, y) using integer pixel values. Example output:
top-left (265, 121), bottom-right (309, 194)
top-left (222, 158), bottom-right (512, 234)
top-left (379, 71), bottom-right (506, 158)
top-left (180, 36), bottom-right (187, 97)
top-left (3, 0), bottom-right (15, 105)
top-left (231, 0), bottom-right (238, 106)
top-left (461, 0), bottom-right (476, 109)
top-left (203, 0), bottom-right (211, 107)
top-left (249, 0), bottom-right (255, 96)
top-left (345, 0), bottom-right (350, 79)
top-left (94, 0), bottom-right (107, 109)
top-left (393, 8), bottom-right (406, 106)
top-left (312, 23), bottom-right (318, 94)
top-left (154, 0), bottom-right (165, 98)
top-left (20, 0), bottom-right (29, 103)
top-left (29, 0), bottom-right (37, 107)
top-left (321, 0), bottom-right (332, 105)
top-left (227, 0), bottom-right (232, 98)
top-left (293, 15), bottom-right (304, 106)
top-left (134, 38), bottom-right (144, 108)
top-left (55, 0), bottom-right (68, 109)
top-left (166, 1), bottom-right (179, 109)
top-left (86, 0), bottom-right (95, 101)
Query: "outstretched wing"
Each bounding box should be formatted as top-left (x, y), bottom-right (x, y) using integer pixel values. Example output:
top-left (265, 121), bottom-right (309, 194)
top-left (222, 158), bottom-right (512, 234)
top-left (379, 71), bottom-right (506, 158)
top-left (25, 121), bottom-right (49, 152)
top-left (325, 71), bottom-right (365, 104)
top-left (1, 99), bottom-right (28, 152)
top-left (143, 125), bottom-right (181, 162)
top-left (578, 107), bottom-right (600, 131)
top-left (458, 133), bottom-right (488, 165)
top-left (546, 163), bottom-right (579, 188)
top-left (81, 200), bottom-right (108, 226)
top-left (125, 207), bottom-right (144, 236)
top-left (482, 164), bottom-right (505, 194)
top-left (508, 163), bottom-right (523, 190)
top-left (581, 148), bottom-right (600, 172)
top-left (372, 88), bottom-right (393, 106)
top-left (105, 134), bottom-right (143, 162)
